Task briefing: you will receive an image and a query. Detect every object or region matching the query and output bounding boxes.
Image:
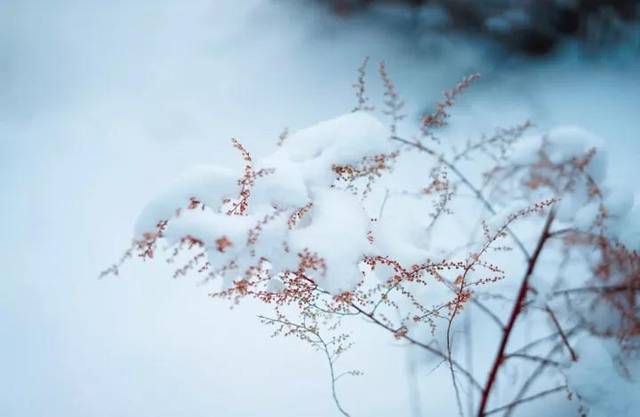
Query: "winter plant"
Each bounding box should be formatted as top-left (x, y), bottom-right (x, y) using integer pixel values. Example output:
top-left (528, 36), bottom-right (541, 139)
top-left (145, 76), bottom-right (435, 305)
top-left (104, 59), bottom-right (640, 417)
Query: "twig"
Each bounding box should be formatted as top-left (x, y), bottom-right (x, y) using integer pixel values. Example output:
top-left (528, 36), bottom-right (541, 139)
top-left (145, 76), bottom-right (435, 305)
top-left (509, 326), bottom-right (577, 356)
top-left (503, 328), bottom-right (579, 417)
top-left (504, 353), bottom-right (565, 368)
top-left (258, 315), bottom-right (352, 417)
top-left (551, 284), bottom-right (640, 296)
top-left (484, 385), bottom-right (567, 416)
top-left (349, 302), bottom-right (484, 393)
top-left (391, 136), bottom-right (532, 260)
top-left (545, 306), bottom-right (578, 362)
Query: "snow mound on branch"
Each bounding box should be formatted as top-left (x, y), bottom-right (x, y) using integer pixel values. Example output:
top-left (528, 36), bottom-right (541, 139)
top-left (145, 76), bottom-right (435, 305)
top-left (371, 194), bottom-right (434, 267)
top-left (512, 125), bottom-right (636, 240)
top-left (511, 125), bottom-right (605, 172)
top-left (134, 115), bottom-right (638, 295)
top-left (284, 111), bottom-right (390, 164)
top-left (290, 188), bottom-right (373, 294)
top-left (134, 111), bottom-right (392, 294)
top-left (546, 126), bottom-right (607, 182)
top-left (135, 165), bottom-right (238, 236)
top-left (258, 111), bottom-right (393, 191)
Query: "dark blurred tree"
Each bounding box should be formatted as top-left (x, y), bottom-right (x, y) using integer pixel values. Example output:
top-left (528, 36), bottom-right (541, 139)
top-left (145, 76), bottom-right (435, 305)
top-left (318, 0), bottom-right (639, 55)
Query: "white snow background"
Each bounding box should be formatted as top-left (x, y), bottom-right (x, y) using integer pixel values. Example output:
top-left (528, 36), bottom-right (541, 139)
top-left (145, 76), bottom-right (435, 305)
top-left (1, 1), bottom-right (639, 416)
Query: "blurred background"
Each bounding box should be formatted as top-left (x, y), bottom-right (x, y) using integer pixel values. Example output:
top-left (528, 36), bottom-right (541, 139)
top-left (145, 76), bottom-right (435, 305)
top-left (1, 1), bottom-right (639, 416)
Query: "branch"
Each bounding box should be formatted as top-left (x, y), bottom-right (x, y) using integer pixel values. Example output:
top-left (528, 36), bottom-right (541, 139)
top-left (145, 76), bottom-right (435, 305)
top-left (349, 302), bottom-right (484, 393)
top-left (545, 306), bottom-right (578, 362)
top-left (509, 325), bottom-right (579, 356)
top-left (318, 332), bottom-right (352, 417)
top-left (504, 353), bottom-right (565, 368)
top-left (391, 136), bottom-right (531, 260)
top-left (503, 327), bottom-right (580, 417)
top-left (258, 315), bottom-right (352, 417)
top-left (484, 385), bottom-right (567, 416)
top-left (551, 284), bottom-right (640, 296)
top-left (476, 209), bottom-right (555, 417)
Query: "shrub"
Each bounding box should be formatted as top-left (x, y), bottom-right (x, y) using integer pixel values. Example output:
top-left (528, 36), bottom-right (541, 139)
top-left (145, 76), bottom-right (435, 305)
top-left (104, 60), bottom-right (640, 416)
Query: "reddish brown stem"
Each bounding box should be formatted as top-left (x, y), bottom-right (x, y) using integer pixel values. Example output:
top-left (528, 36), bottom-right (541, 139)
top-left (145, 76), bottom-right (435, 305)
top-left (476, 210), bottom-right (555, 417)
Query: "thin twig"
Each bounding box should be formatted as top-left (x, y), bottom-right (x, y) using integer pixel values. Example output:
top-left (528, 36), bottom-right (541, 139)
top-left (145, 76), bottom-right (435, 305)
top-left (503, 328), bottom-right (580, 417)
top-left (545, 306), bottom-right (578, 362)
top-left (504, 353), bottom-right (566, 368)
top-left (485, 385), bottom-right (567, 416)
top-left (391, 136), bottom-right (532, 260)
top-left (349, 302), bottom-right (484, 392)
top-left (258, 315), bottom-right (352, 417)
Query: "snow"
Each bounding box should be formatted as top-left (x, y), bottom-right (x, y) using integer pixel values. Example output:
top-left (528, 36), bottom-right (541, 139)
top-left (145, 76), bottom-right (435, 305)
top-left (135, 165), bottom-right (238, 237)
top-left (133, 111), bottom-right (390, 294)
top-left (510, 124), bottom-right (638, 240)
top-left (281, 111), bottom-right (390, 165)
top-left (603, 186), bottom-right (635, 220)
top-left (251, 158), bottom-right (309, 209)
top-left (486, 199), bottom-right (532, 233)
top-left (546, 126), bottom-right (607, 182)
top-left (266, 276), bottom-right (285, 293)
top-left (616, 200), bottom-right (640, 250)
top-left (290, 188), bottom-right (372, 293)
top-left (371, 194), bottom-right (434, 267)
top-left (568, 339), bottom-right (640, 417)
top-left (510, 134), bottom-right (543, 165)
top-left (266, 111), bottom-right (393, 190)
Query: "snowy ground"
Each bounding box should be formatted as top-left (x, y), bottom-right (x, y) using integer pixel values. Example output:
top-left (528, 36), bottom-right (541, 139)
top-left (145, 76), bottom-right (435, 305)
top-left (1, 1), bottom-right (639, 416)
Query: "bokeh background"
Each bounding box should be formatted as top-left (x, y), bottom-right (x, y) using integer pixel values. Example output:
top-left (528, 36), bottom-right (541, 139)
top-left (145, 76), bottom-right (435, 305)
top-left (1, 1), bottom-right (639, 416)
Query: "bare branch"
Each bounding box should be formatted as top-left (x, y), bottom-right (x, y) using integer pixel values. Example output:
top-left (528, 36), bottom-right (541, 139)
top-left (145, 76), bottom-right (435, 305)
top-left (485, 385), bottom-right (567, 416)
